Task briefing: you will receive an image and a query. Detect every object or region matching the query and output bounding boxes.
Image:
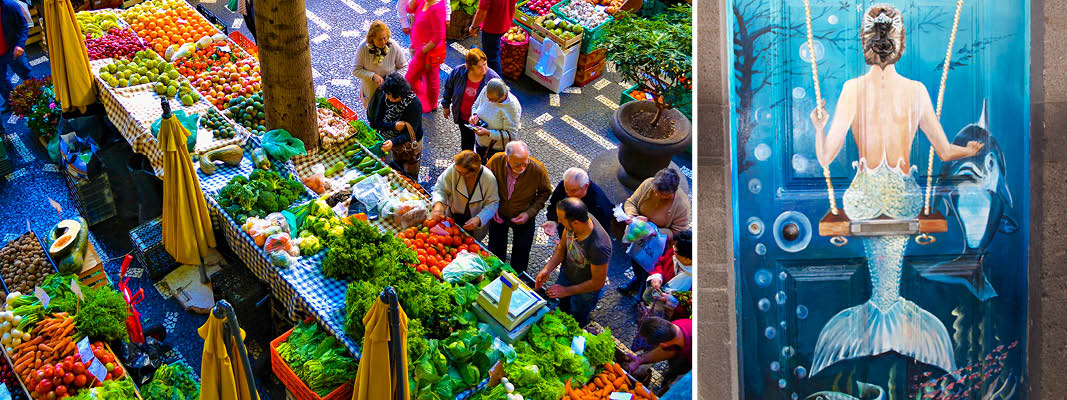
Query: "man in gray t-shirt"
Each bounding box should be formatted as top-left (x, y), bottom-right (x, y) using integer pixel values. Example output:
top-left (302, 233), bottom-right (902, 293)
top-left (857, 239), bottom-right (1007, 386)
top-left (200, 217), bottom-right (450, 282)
top-left (535, 197), bottom-right (612, 326)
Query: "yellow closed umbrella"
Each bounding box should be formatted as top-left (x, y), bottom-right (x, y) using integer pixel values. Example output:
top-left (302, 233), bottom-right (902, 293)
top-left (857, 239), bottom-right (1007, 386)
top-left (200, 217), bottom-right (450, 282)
top-left (43, 0), bottom-right (96, 113)
top-left (200, 301), bottom-right (259, 400)
top-left (354, 288), bottom-right (409, 400)
top-left (159, 99), bottom-right (216, 266)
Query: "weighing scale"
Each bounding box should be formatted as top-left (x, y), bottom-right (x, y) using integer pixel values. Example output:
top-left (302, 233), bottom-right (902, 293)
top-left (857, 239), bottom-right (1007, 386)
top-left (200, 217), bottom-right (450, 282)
top-left (473, 271), bottom-right (549, 343)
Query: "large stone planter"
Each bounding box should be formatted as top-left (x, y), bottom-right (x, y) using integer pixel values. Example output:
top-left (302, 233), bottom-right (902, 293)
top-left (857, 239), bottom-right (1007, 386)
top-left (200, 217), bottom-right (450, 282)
top-left (611, 100), bottom-right (692, 189)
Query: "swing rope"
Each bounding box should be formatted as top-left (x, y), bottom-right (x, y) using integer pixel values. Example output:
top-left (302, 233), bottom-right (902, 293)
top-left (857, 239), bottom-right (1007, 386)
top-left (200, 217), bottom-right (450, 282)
top-left (801, 0), bottom-right (965, 223)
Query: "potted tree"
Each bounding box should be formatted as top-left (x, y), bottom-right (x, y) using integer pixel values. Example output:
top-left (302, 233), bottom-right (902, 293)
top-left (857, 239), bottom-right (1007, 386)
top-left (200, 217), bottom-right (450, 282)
top-left (600, 5), bottom-right (692, 189)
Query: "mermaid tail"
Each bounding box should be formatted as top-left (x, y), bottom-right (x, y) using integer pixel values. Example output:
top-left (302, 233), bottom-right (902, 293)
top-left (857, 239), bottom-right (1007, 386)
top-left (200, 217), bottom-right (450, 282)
top-left (811, 161), bottom-right (956, 377)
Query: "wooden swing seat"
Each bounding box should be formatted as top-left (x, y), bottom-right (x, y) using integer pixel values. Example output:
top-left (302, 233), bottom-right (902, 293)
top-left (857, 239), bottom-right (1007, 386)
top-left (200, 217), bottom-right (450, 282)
top-left (819, 210), bottom-right (947, 237)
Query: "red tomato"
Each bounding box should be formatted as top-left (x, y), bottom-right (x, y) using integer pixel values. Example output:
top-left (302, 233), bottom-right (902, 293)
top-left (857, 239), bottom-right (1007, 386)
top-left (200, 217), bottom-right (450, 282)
top-left (53, 366), bottom-right (64, 378)
top-left (423, 219), bottom-right (435, 228)
top-left (112, 366), bottom-right (123, 379)
top-left (73, 374), bottom-right (86, 388)
top-left (414, 239), bottom-right (424, 248)
top-left (41, 365), bottom-right (53, 379)
top-left (429, 267), bottom-right (441, 277)
top-left (55, 386), bottom-right (67, 396)
top-left (62, 360), bottom-right (73, 373)
top-left (62, 373), bottom-right (73, 385)
top-left (72, 363), bottom-right (86, 375)
top-left (36, 380), bottom-right (52, 394)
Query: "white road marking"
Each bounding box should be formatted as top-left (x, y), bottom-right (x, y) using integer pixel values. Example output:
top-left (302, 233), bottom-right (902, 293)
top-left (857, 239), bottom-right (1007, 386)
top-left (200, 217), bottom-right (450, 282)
top-left (561, 115), bottom-right (616, 149)
top-left (306, 11), bottom-right (332, 30)
top-left (7, 114), bottom-right (18, 124)
top-left (231, 18), bottom-right (242, 30)
top-left (6, 168), bottom-right (26, 181)
top-left (201, 0), bottom-right (217, 3)
top-left (619, 81), bottom-right (632, 89)
top-left (6, 134), bottom-right (32, 161)
top-left (42, 164), bottom-right (58, 172)
top-left (450, 42), bottom-right (468, 55)
top-left (549, 94), bottom-right (559, 107)
top-left (330, 79), bottom-right (352, 86)
top-left (342, 0), bottom-right (367, 13)
top-left (311, 34), bottom-right (330, 44)
top-left (441, 64), bottom-right (453, 74)
top-left (363, 20), bottom-right (373, 31)
top-left (316, 85), bottom-right (327, 97)
top-left (29, 56), bottom-right (48, 66)
top-left (374, 7), bottom-right (390, 16)
top-left (126, 267), bottom-right (144, 278)
top-left (534, 129), bottom-right (589, 167)
top-left (596, 95), bottom-right (619, 110)
top-left (534, 113), bottom-right (553, 125)
top-left (606, 62), bottom-right (616, 73)
top-left (563, 87), bottom-right (582, 94)
top-left (312, 67), bottom-right (321, 78)
top-left (680, 165), bottom-right (692, 179)
top-left (341, 30), bottom-right (361, 38)
top-left (593, 79), bottom-right (612, 90)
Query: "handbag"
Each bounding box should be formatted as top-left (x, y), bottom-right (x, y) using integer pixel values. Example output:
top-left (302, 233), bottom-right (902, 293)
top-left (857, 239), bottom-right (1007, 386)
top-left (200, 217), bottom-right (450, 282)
top-left (427, 43), bottom-right (447, 66)
top-left (478, 125), bottom-right (513, 162)
top-left (391, 120), bottom-right (422, 164)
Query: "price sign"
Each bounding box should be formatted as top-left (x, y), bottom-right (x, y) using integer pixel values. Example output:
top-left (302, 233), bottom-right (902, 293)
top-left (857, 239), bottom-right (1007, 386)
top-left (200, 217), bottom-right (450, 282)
top-left (34, 287), bottom-right (49, 309)
top-left (71, 278), bottom-right (83, 301)
top-left (77, 337), bottom-right (94, 364)
top-left (88, 359), bottom-right (107, 383)
top-left (219, 45), bottom-right (232, 54)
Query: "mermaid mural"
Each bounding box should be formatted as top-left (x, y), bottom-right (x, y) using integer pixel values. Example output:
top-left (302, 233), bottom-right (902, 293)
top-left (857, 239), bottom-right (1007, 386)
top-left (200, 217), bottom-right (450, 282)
top-left (806, 4), bottom-right (983, 377)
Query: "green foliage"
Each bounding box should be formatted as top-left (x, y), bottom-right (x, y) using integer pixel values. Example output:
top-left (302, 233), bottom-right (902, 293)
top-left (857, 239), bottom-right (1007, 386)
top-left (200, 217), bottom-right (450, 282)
top-left (583, 327), bottom-right (615, 369)
top-left (504, 310), bottom-right (596, 400)
top-left (600, 5), bottom-right (692, 117)
top-left (141, 361), bottom-right (200, 400)
top-left (69, 377), bottom-right (139, 399)
top-left (39, 273), bottom-right (129, 341)
top-left (411, 326), bottom-right (498, 399)
top-left (322, 220), bottom-right (418, 281)
top-left (277, 320), bottom-right (359, 396)
top-left (22, 80), bottom-right (62, 141)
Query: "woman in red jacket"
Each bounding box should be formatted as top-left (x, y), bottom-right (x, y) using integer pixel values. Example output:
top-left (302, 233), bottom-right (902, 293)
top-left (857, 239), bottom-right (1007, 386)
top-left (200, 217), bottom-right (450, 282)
top-left (642, 230), bottom-right (692, 318)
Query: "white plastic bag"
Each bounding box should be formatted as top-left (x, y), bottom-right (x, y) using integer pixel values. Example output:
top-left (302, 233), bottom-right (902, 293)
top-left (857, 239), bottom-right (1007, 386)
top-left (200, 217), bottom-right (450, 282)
top-left (442, 251), bottom-right (491, 283)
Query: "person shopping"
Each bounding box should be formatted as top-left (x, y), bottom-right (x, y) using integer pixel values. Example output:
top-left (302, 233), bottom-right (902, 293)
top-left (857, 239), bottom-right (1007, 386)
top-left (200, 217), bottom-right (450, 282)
top-left (543, 167), bottom-right (614, 239)
top-left (369, 73), bottom-right (424, 177)
top-left (470, 78), bottom-right (521, 160)
top-left (486, 141), bottom-right (551, 273)
top-left (431, 150), bottom-right (500, 239)
top-left (627, 317), bottom-right (693, 395)
top-left (398, 0), bottom-right (449, 36)
top-left (642, 230), bottom-right (693, 318)
top-left (442, 48), bottom-right (500, 152)
top-left (534, 198), bottom-right (612, 327)
top-left (468, 0), bottom-right (517, 75)
top-left (406, 0), bottom-right (448, 112)
top-left (618, 168), bottom-right (691, 296)
top-left (353, 21), bottom-right (408, 111)
top-left (0, 0), bottom-right (32, 112)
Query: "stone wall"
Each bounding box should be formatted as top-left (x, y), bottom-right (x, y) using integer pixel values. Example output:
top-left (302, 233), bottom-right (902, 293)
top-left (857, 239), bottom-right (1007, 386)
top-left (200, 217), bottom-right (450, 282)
top-left (695, 0), bottom-right (1067, 397)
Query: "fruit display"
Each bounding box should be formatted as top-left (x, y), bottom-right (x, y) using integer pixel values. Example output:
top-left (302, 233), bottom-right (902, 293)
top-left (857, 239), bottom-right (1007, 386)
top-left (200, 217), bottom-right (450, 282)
top-left (558, 0), bottom-right (611, 28)
top-left (586, 0), bottom-right (626, 14)
top-left (316, 107), bottom-right (351, 148)
top-left (13, 333), bottom-right (129, 399)
top-left (173, 39), bottom-right (248, 79)
top-left (122, 2), bottom-right (219, 55)
top-left (200, 108), bottom-right (238, 139)
top-left (538, 15), bottom-right (582, 40)
top-left (221, 92), bottom-right (266, 136)
top-left (0, 233), bottom-right (54, 295)
top-left (192, 58), bottom-right (262, 110)
top-left (397, 218), bottom-right (487, 280)
top-left (519, 0), bottom-right (561, 16)
top-left (98, 50), bottom-right (201, 104)
top-left (84, 28), bottom-right (149, 61)
top-left (0, 349), bottom-right (29, 400)
top-left (504, 26), bottom-right (528, 43)
top-left (75, 11), bottom-right (123, 39)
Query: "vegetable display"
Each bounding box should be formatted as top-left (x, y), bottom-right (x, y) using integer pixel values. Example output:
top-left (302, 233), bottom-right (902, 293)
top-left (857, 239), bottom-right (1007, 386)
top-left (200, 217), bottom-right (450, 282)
top-left (565, 363), bottom-right (657, 400)
top-left (275, 320), bottom-right (359, 397)
top-left (173, 40), bottom-right (248, 78)
top-left (500, 311), bottom-right (596, 400)
top-left (321, 220), bottom-right (417, 282)
top-left (410, 326), bottom-right (499, 400)
top-left (0, 344), bottom-right (29, 400)
top-left (557, 1), bottom-right (610, 29)
top-left (69, 378), bottom-right (138, 400)
top-left (216, 170), bottom-right (307, 224)
top-left (0, 233), bottom-right (55, 295)
top-left (221, 92), bottom-right (266, 136)
top-left (193, 58), bottom-right (262, 113)
top-left (398, 218), bottom-right (487, 280)
top-left (75, 11), bottom-right (122, 39)
top-left (200, 108), bottom-right (238, 139)
top-left (519, 0), bottom-right (561, 17)
top-left (317, 108), bottom-right (352, 148)
top-left (343, 260), bottom-right (456, 343)
top-left (348, 120), bottom-right (381, 149)
top-left (140, 361), bottom-right (199, 400)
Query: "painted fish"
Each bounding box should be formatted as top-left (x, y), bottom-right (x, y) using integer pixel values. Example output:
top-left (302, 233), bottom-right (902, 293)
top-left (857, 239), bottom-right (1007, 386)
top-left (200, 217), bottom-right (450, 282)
top-left (806, 382), bottom-right (885, 400)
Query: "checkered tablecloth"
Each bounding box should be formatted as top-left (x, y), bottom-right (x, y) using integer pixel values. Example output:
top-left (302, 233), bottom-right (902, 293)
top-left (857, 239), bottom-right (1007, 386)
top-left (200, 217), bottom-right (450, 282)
top-left (92, 58), bottom-right (245, 176)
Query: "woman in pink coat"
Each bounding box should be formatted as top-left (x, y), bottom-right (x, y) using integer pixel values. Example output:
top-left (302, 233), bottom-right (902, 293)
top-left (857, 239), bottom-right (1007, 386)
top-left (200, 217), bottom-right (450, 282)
top-left (406, 0), bottom-right (448, 112)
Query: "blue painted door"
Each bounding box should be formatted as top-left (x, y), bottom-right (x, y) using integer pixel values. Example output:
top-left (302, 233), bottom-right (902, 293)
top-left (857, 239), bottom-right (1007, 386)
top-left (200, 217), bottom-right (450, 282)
top-left (726, 1), bottom-right (1030, 399)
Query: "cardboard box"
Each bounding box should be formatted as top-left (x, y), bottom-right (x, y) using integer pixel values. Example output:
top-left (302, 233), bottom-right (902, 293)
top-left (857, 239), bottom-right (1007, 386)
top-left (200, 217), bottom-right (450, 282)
top-left (578, 48), bottom-right (607, 69)
top-left (573, 59), bottom-right (605, 87)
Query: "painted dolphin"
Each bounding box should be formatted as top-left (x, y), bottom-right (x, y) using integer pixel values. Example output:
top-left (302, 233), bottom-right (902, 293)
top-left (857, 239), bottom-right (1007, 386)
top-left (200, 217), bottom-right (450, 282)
top-left (806, 382), bottom-right (885, 400)
top-left (915, 100), bottom-right (1016, 301)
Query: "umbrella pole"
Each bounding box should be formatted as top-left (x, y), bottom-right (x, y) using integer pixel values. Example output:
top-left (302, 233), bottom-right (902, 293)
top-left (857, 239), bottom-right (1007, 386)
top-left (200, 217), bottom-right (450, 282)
top-left (381, 287), bottom-right (407, 400)
top-left (200, 256), bottom-right (209, 284)
top-left (213, 300), bottom-right (259, 399)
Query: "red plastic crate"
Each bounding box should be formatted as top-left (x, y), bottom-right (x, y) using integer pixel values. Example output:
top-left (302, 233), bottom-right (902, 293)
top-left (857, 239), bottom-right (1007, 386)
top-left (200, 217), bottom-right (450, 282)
top-left (327, 97), bottom-right (359, 122)
top-left (229, 31), bottom-right (259, 59)
top-left (270, 324), bottom-right (354, 400)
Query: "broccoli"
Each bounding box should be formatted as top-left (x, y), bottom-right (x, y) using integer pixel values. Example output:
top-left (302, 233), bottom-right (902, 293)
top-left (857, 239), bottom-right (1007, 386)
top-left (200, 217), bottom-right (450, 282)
top-left (231, 185), bottom-right (258, 211)
top-left (249, 169), bottom-right (266, 181)
top-left (256, 191), bottom-right (280, 212)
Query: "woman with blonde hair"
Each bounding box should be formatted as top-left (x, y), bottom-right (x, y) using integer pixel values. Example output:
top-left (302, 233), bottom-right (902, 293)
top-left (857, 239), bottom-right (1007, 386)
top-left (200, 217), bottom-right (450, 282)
top-left (353, 20), bottom-right (408, 110)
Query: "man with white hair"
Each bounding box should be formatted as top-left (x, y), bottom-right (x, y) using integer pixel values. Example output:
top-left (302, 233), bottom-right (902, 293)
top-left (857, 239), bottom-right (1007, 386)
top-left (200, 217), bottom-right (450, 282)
top-left (543, 167), bottom-right (614, 238)
top-left (470, 78), bottom-right (522, 161)
top-left (486, 141), bottom-right (552, 272)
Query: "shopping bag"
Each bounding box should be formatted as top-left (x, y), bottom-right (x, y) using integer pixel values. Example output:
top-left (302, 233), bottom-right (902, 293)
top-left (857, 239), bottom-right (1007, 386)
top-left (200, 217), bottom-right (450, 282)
top-left (627, 229), bottom-right (667, 273)
top-left (227, 0), bottom-right (239, 12)
top-left (535, 38), bottom-right (562, 77)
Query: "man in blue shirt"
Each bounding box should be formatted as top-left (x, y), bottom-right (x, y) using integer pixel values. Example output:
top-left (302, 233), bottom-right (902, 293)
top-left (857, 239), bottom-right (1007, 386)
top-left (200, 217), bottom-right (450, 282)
top-left (0, 0), bottom-right (31, 112)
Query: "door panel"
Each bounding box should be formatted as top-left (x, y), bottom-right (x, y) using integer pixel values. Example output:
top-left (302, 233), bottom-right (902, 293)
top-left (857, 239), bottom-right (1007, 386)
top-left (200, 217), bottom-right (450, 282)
top-left (727, 0), bottom-right (1029, 399)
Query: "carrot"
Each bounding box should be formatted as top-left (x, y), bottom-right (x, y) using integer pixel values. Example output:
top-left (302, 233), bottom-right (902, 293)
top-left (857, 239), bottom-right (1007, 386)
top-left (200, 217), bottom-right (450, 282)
top-left (613, 376), bottom-right (628, 387)
top-left (38, 343), bottom-right (53, 353)
top-left (594, 377), bottom-right (606, 387)
top-left (59, 323), bottom-right (75, 339)
top-left (565, 378), bottom-right (575, 397)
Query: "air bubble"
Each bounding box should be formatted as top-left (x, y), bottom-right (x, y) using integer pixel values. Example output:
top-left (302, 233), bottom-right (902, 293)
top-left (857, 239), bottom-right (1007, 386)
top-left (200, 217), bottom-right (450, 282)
top-left (756, 243), bottom-right (768, 255)
top-left (770, 361), bottom-right (781, 372)
top-left (755, 269), bottom-right (772, 287)
top-left (782, 346), bottom-right (795, 358)
top-left (765, 327), bottom-right (777, 339)
top-left (776, 291), bottom-right (788, 305)
top-left (758, 298), bottom-right (771, 312)
top-left (796, 305), bottom-right (809, 319)
top-left (778, 379), bottom-right (788, 389)
top-left (778, 271), bottom-right (788, 281)
top-left (755, 143), bottom-right (772, 161)
top-left (748, 178), bottom-right (762, 194)
top-left (792, 154), bottom-right (810, 173)
top-left (795, 366), bottom-right (808, 379)
top-left (793, 87), bottom-right (806, 99)
top-left (799, 40), bottom-right (825, 62)
top-left (747, 217), bottom-right (765, 238)
top-left (828, 15), bottom-right (839, 24)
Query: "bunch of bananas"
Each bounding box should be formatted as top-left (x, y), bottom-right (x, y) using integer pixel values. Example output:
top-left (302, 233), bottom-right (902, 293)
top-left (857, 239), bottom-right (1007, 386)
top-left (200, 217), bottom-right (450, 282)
top-left (76, 11), bottom-right (121, 39)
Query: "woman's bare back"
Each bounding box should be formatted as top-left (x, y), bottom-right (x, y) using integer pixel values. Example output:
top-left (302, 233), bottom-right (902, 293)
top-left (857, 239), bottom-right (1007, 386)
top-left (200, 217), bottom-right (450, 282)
top-left (849, 73), bottom-right (924, 171)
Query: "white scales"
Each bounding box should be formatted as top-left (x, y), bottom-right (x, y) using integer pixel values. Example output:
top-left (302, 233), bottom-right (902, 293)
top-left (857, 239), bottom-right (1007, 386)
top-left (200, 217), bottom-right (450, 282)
top-left (473, 271), bottom-right (549, 343)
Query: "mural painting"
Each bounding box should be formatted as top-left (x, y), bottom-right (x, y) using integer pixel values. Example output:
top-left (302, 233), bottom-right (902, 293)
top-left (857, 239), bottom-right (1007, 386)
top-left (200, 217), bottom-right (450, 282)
top-left (726, 1), bottom-right (1029, 399)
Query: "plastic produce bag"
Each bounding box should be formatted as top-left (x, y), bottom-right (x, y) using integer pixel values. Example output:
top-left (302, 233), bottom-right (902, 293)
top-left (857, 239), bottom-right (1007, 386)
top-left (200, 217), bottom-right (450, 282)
top-left (151, 109), bottom-right (199, 153)
top-left (535, 38), bottom-right (563, 77)
top-left (242, 217), bottom-right (280, 247)
top-left (263, 232), bottom-right (292, 253)
top-left (627, 224), bottom-right (667, 273)
top-left (352, 174), bottom-right (389, 210)
top-left (261, 129), bottom-right (307, 161)
top-left (301, 163), bottom-right (328, 194)
top-left (270, 250), bottom-right (294, 267)
top-left (442, 251), bottom-right (491, 283)
top-left (265, 212), bottom-right (290, 234)
top-left (622, 219), bottom-right (657, 243)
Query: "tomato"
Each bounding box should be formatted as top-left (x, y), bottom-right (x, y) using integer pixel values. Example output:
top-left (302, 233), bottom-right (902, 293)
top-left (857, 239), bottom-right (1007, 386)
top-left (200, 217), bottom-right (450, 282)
top-left (53, 366), bottom-right (64, 378)
top-left (112, 365), bottom-right (123, 379)
top-left (464, 236), bottom-right (475, 245)
top-left (73, 375), bottom-right (86, 388)
top-left (62, 360), bottom-right (73, 372)
top-left (450, 248), bottom-right (459, 257)
top-left (423, 219), bottom-right (435, 228)
top-left (55, 386), bottom-right (67, 396)
top-left (62, 373), bottom-right (73, 385)
top-left (429, 267), bottom-right (441, 277)
top-left (41, 365), bottom-right (53, 379)
top-left (36, 380), bottom-right (52, 394)
top-left (73, 362), bottom-right (86, 375)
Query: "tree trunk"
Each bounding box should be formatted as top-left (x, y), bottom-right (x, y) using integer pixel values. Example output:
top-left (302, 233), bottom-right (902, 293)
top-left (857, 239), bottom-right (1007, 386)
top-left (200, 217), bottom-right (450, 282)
top-left (255, 0), bottom-right (320, 152)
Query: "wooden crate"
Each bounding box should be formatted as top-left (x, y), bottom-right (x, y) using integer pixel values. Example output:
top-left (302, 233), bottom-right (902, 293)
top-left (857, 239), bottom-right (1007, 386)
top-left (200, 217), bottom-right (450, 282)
top-left (529, 15), bottom-right (582, 50)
